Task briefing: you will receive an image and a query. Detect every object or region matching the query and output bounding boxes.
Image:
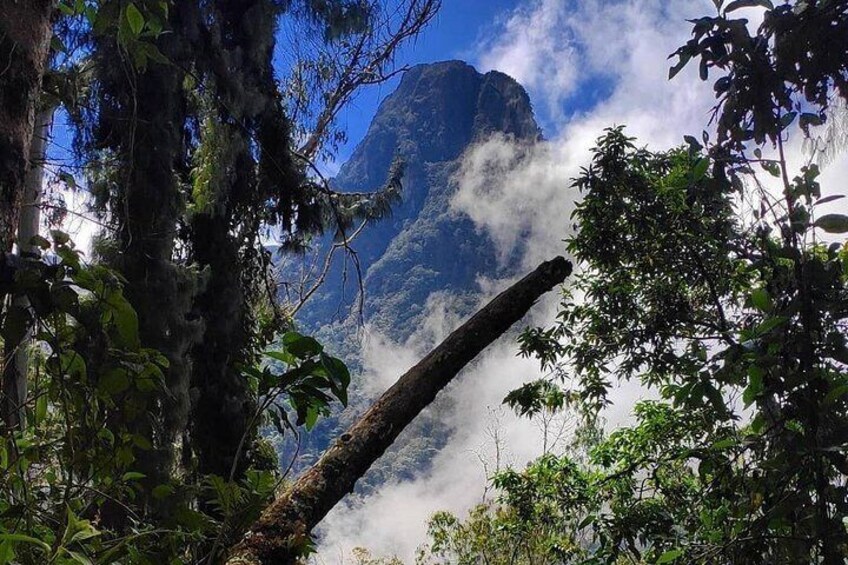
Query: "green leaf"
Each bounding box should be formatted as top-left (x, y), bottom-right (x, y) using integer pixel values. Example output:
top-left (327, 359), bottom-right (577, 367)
top-left (683, 135), bottom-right (703, 151)
top-left (35, 394), bottom-right (47, 424)
top-left (750, 288), bottom-right (771, 312)
top-left (0, 533), bottom-right (50, 552)
top-left (106, 291), bottom-right (140, 349)
top-left (264, 349), bottom-right (297, 366)
top-left (0, 539), bottom-right (15, 563)
top-left (753, 316), bottom-right (788, 337)
top-left (703, 383), bottom-right (727, 415)
top-left (121, 471), bottom-right (146, 482)
top-left (58, 245), bottom-right (82, 271)
top-left (53, 351), bottom-right (89, 381)
top-left (51, 34), bottom-right (68, 54)
top-left (578, 514), bottom-right (596, 528)
top-left (282, 332), bottom-right (323, 359)
top-left (711, 437), bottom-right (737, 450)
top-left (84, 6), bottom-right (97, 25)
top-left (99, 368), bottom-right (130, 395)
top-left (657, 549), bottom-right (684, 563)
top-left (668, 53), bottom-right (691, 80)
top-left (743, 365), bottom-right (764, 407)
top-left (138, 42), bottom-right (169, 65)
top-left (58, 171), bottom-right (76, 189)
top-left (814, 214), bottom-right (848, 233)
top-left (320, 354), bottom-right (351, 389)
top-left (761, 161), bottom-right (781, 177)
top-left (29, 234), bottom-right (51, 250)
top-left (147, 14), bottom-right (163, 36)
top-left (58, 2), bottom-right (75, 16)
top-left (799, 112), bottom-right (823, 130)
top-left (152, 484), bottom-right (174, 500)
top-left (63, 506), bottom-right (100, 545)
top-left (779, 111), bottom-right (797, 129)
top-left (50, 229), bottom-right (71, 245)
top-left (132, 434), bottom-right (153, 450)
top-left (692, 157), bottom-right (710, 181)
top-left (97, 427), bottom-right (115, 446)
top-left (125, 3), bottom-right (144, 36)
top-left (304, 404), bottom-right (320, 430)
top-left (815, 194), bottom-right (845, 206)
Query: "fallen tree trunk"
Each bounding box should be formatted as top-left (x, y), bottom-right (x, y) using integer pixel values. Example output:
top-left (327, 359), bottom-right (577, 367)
top-left (226, 256), bottom-right (572, 565)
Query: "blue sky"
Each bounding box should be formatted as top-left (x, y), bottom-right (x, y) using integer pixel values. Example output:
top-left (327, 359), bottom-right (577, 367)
top-left (309, 0), bottom-right (526, 167)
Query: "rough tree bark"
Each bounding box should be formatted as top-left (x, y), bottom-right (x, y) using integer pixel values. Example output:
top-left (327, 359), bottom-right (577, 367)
top-left (0, 0), bottom-right (54, 254)
top-left (226, 256), bottom-right (572, 565)
top-left (1, 108), bottom-right (52, 431)
top-left (0, 0), bottom-right (54, 430)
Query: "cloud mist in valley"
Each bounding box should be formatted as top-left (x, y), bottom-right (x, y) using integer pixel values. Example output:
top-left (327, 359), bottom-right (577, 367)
top-left (313, 0), bottom-right (848, 561)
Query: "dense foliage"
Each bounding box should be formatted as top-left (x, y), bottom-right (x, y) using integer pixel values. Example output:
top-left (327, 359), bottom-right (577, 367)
top-left (425, 1), bottom-right (848, 563)
top-left (0, 0), bottom-right (436, 562)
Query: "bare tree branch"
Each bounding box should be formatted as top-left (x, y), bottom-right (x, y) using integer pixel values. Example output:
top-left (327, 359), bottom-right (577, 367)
top-left (287, 0), bottom-right (441, 160)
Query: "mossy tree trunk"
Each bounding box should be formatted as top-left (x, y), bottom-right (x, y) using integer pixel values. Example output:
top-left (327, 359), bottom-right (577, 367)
top-left (91, 0), bottom-right (202, 508)
top-left (187, 0), bottom-right (295, 478)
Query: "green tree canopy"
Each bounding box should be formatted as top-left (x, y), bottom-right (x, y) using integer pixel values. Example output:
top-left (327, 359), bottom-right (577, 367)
top-left (427, 1), bottom-right (848, 563)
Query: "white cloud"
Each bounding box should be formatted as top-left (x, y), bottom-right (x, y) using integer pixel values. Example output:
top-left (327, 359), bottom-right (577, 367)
top-left (450, 134), bottom-right (579, 271)
top-left (477, 0), bottom-right (715, 135)
top-left (317, 291), bottom-right (577, 562)
top-left (317, 288), bottom-right (650, 562)
top-left (476, 0), bottom-right (580, 122)
top-left (452, 0), bottom-right (718, 279)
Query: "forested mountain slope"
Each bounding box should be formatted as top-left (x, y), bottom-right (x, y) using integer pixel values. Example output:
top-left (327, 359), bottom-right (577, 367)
top-left (297, 60), bottom-right (540, 340)
top-left (283, 60), bottom-right (541, 483)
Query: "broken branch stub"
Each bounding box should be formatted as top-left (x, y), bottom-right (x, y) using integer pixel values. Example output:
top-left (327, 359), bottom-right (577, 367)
top-left (226, 256), bottom-right (572, 565)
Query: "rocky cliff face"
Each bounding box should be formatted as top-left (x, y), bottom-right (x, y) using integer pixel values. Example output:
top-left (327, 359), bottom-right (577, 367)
top-left (283, 60), bottom-right (540, 486)
top-left (298, 60), bottom-right (540, 340)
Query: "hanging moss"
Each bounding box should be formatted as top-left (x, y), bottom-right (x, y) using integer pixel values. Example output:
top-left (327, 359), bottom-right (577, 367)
top-left (186, 0), bottom-right (297, 479)
top-left (84, 1), bottom-right (204, 513)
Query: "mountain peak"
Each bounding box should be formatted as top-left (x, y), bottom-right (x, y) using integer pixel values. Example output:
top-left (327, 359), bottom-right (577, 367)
top-left (334, 60), bottom-right (540, 191)
top-left (298, 60), bottom-right (540, 335)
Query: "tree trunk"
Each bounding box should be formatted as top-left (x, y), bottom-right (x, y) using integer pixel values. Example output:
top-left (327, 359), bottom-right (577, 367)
top-left (226, 256), bottom-right (572, 565)
top-left (17, 109), bottom-right (50, 260)
top-left (189, 0), bottom-right (295, 479)
top-left (1, 108), bottom-right (52, 430)
top-left (91, 0), bottom-right (202, 508)
top-left (0, 0), bottom-right (54, 253)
